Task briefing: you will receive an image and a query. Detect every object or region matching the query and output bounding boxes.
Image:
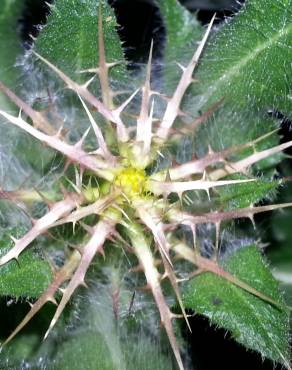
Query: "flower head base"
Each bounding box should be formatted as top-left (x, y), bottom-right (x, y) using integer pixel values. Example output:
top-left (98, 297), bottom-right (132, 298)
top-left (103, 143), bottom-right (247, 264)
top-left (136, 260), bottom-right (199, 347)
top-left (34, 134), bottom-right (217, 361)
top-left (0, 11), bottom-right (292, 370)
top-left (114, 167), bottom-right (146, 198)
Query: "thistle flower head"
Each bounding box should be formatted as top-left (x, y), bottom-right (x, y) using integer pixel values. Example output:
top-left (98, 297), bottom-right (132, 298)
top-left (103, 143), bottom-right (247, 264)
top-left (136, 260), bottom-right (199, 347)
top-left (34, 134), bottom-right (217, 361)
top-left (0, 11), bottom-right (291, 370)
top-left (114, 167), bottom-right (146, 197)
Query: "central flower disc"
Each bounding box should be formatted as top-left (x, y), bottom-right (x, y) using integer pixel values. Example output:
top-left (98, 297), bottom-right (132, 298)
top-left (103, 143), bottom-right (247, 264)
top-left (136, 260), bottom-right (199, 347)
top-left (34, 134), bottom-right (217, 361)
top-left (114, 167), bottom-right (146, 197)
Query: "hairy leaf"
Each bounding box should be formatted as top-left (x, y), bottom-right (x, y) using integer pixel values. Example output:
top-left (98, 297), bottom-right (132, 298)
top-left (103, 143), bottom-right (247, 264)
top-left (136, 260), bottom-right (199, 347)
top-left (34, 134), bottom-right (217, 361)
top-left (35, 0), bottom-right (126, 81)
top-left (187, 0), bottom-right (292, 117)
top-left (194, 111), bottom-right (282, 176)
top-left (157, 0), bottom-right (202, 61)
top-left (0, 227), bottom-right (53, 298)
top-left (0, 2), bottom-right (55, 187)
top-left (183, 246), bottom-right (290, 366)
top-left (51, 329), bottom-right (175, 370)
top-left (0, 0), bottom-right (24, 109)
top-left (195, 112), bottom-right (279, 154)
top-left (49, 282), bottom-right (175, 370)
top-left (217, 178), bottom-right (280, 210)
top-left (156, 0), bottom-right (202, 90)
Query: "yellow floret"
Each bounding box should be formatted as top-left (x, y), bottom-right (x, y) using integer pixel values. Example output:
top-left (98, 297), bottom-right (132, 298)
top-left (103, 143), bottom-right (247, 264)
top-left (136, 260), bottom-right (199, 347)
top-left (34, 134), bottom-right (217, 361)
top-left (115, 167), bottom-right (146, 197)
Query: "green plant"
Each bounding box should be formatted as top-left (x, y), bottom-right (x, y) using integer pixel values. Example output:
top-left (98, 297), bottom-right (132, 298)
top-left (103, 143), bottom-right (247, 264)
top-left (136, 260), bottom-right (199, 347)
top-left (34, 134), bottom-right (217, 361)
top-left (0, 0), bottom-right (291, 369)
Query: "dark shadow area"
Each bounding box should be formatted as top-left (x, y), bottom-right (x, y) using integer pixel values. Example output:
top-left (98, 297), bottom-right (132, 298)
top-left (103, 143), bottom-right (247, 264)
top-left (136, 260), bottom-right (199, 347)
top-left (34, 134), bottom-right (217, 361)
top-left (0, 297), bottom-right (56, 345)
top-left (274, 111), bottom-right (292, 154)
top-left (185, 314), bottom-right (283, 370)
top-left (180, 0), bottom-right (245, 24)
top-left (109, 0), bottom-right (165, 67)
top-left (181, 0), bottom-right (241, 11)
top-left (20, 0), bottom-right (52, 47)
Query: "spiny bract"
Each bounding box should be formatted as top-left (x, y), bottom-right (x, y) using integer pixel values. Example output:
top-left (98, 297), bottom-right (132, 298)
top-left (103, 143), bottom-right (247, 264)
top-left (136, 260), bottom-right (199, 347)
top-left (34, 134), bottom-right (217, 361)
top-left (0, 11), bottom-right (291, 370)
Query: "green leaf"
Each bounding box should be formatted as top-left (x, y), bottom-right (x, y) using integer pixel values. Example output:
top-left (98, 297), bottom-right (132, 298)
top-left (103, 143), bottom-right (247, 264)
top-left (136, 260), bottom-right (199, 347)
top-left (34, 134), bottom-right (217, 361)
top-left (0, 2), bottom-right (44, 189)
top-left (52, 331), bottom-right (120, 370)
top-left (195, 112), bottom-right (279, 153)
top-left (35, 0), bottom-right (126, 81)
top-left (49, 283), bottom-right (175, 370)
top-left (183, 246), bottom-right (290, 366)
top-left (157, 0), bottom-right (202, 62)
top-left (156, 0), bottom-right (202, 90)
top-left (13, 132), bottom-right (59, 175)
top-left (217, 178), bottom-right (280, 210)
top-left (0, 1), bottom-right (48, 189)
top-left (0, 227), bottom-right (53, 298)
top-left (52, 331), bottom-right (175, 370)
top-left (194, 112), bottom-right (282, 176)
top-left (0, 0), bottom-right (24, 109)
top-left (188, 0), bottom-right (292, 117)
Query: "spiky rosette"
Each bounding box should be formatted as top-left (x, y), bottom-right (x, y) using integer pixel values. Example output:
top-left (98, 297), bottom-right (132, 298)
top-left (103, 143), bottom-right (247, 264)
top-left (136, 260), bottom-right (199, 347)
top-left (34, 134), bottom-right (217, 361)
top-left (0, 12), bottom-right (291, 370)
